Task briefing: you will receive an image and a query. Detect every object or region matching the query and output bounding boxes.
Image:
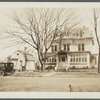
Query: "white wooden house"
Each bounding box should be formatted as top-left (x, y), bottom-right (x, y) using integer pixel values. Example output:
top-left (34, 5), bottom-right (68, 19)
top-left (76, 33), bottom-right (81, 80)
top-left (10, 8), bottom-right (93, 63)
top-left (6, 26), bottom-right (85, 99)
top-left (44, 27), bottom-right (97, 71)
top-left (11, 50), bottom-right (36, 71)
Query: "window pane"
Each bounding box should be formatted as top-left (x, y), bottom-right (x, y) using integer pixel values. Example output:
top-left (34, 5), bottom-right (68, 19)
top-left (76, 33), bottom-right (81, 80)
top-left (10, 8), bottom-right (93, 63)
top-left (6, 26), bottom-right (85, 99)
top-left (76, 55), bottom-right (78, 62)
top-left (70, 55), bottom-right (72, 62)
top-left (79, 55), bottom-right (81, 62)
top-left (55, 45), bottom-right (57, 51)
top-left (49, 57), bottom-right (51, 62)
top-left (85, 55), bottom-right (87, 62)
top-left (82, 44), bottom-right (84, 51)
top-left (63, 44), bottom-right (66, 51)
top-left (78, 44), bottom-right (80, 51)
top-left (51, 45), bottom-right (57, 52)
top-left (62, 57), bottom-right (65, 62)
top-left (73, 55), bottom-right (75, 62)
top-left (46, 58), bottom-right (48, 62)
top-left (67, 44), bottom-right (70, 51)
top-left (82, 54), bottom-right (84, 62)
top-left (55, 59), bottom-right (56, 62)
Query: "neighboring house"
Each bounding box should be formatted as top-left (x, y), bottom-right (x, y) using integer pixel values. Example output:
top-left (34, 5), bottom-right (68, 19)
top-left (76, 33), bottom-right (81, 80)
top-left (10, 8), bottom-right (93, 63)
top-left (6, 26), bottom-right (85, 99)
top-left (11, 50), bottom-right (36, 71)
top-left (44, 26), bottom-right (97, 71)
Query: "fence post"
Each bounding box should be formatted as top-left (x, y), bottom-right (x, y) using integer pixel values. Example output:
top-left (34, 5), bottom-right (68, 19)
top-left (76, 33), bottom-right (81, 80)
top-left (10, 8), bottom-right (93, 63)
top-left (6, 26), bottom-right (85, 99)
top-left (69, 85), bottom-right (72, 92)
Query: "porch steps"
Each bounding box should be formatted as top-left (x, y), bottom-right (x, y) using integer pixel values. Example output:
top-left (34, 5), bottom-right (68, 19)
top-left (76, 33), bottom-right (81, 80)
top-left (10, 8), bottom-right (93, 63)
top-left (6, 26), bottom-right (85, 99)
top-left (56, 68), bottom-right (66, 72)
top-left (13, 71), bottom-right (55, 77)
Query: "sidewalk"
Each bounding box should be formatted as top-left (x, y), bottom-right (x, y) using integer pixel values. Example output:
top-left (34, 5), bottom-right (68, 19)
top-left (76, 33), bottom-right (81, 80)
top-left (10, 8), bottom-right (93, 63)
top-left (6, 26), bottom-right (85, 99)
top-left (13, 71), bottom-right (56, 77)
top-left (38, 72), bottom-right (56, 77)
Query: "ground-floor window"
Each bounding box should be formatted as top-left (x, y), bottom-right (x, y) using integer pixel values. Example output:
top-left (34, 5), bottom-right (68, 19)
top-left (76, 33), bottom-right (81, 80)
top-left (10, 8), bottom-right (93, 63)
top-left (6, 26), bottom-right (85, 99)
top-left (70, 54), bottom-right (87, 62)
top-left (62, 57), bottom-right (65, 62)
top-left (46, 56), bottom-right (56, 63)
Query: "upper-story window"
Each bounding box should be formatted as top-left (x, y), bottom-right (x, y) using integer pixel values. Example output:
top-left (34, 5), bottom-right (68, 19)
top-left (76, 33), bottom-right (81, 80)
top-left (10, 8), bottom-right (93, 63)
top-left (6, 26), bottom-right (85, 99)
top-left (63, 44), bottom-right (66, 51)
top-left (78, 44), bottom-right (84, 51)
top-left (67, 44), bottom-right (70, 51)
top-left (63, 44), bottom-right (70, 51)
top-left (51, 45), bottom-right (57, 52)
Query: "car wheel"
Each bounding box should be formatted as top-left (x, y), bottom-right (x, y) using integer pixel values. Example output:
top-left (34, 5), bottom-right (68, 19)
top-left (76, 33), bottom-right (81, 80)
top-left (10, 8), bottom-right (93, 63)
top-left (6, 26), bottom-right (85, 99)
top-left (0, 71), bottom-right (4, 76)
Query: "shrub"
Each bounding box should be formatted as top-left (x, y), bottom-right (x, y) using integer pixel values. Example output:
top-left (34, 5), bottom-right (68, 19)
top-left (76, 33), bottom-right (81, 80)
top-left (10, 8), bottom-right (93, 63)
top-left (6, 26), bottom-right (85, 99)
top-left (86, 66), bottom-right (89, 69)
top-left (91, 66), bottom-right (95, 69)
top-left (71, 66), bottom-right (76, 69)
top-left (83, 66), bottom-right (88, 69)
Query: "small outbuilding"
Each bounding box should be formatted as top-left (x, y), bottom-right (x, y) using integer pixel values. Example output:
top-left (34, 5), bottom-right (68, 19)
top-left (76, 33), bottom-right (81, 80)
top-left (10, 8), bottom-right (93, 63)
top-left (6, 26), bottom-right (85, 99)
top-left (11, 50), bottom-right (36, 71)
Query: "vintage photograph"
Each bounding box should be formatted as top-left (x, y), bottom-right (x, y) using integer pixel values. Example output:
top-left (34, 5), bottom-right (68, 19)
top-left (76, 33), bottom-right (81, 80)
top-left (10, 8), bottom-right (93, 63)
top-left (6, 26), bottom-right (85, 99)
top-left (0, 2), bottom-right (100, 93)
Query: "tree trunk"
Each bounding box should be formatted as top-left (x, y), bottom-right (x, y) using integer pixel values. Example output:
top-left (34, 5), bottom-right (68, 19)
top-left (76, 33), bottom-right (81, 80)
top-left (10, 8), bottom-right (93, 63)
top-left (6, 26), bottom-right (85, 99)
top-left (98, 45), bottom-right (100, 73)
top-left (24, 59), bottom-right (27, 71)
top-left (37, 50), bottom-right (44, 72)
top-left (40, 62), bottom-right (45, 72)
top-left (37, 54), bottom-right (46, 72)
top-left (59, 37), bottom-right (63, 50)
top-left (42, 51), bottom-right (47, 72)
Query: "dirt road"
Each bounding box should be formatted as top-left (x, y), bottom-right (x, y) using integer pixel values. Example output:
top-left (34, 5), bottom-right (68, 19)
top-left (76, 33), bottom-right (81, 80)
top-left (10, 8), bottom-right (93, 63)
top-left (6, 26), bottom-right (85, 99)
top-left (0, 75), bottom-right (100, 92)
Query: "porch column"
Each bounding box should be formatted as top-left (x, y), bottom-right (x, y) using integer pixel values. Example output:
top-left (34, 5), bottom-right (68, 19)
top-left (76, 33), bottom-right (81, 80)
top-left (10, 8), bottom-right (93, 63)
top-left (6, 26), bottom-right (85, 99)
top-left (67, 54), bottom-right (70, 69)
top-left (55, 55), bottom-right (59, 70)
top-left (87, 53), bottom-right (90, 68)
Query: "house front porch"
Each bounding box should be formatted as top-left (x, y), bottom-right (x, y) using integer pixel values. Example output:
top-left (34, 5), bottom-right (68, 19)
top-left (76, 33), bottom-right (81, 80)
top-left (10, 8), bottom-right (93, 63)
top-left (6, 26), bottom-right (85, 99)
top-left (55, 50), bottom-right (68, 71)
top-left (45, 50), bottom-right (91, 71)
top-left (55, 50), bottom-right (91, 71)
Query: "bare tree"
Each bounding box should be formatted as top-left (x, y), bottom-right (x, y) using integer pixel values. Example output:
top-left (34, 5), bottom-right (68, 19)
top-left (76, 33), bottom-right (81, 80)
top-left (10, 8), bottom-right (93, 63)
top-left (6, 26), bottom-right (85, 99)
top-left (3, 8), bottom-right (80, 72)
top-left (87, 8), bottom-right (100, 73)
top-left (93, 8), bottom-right (100, 73)
top-left (91, 8), bottom-right (100, 73)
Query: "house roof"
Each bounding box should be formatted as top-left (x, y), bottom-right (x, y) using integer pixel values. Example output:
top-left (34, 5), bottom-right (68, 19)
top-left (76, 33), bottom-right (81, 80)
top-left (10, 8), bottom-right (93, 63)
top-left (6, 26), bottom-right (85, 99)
top-left (67, 51), bottom-right (91, 54)
top-left (55, 36), bottom-right (94, 41)
top-left (12, 50), bottom-right (35, 61)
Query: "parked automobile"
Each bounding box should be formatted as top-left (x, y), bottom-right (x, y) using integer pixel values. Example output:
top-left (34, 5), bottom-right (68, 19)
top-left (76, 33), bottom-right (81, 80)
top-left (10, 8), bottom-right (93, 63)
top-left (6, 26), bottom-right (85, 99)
top-left (0, 63), bottom-right (15, 76)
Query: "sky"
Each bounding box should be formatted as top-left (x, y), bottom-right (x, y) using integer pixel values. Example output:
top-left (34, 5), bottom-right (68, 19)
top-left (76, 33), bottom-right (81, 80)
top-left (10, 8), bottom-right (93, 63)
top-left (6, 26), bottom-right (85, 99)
top-left (0, 2), bottom-right (99, 60)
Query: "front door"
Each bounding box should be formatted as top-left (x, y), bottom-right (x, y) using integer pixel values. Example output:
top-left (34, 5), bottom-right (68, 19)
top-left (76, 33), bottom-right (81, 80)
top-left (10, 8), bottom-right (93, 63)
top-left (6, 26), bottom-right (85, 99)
top-left (58, 55), bottom-right (66, 68)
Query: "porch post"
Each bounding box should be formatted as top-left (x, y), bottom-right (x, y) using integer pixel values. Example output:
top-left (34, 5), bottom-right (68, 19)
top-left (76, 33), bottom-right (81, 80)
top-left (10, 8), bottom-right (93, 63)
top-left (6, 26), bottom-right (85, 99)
top-left (67, 53), bottom-right (70, 70)
top-left (55, 54), bottom-right (59, 71)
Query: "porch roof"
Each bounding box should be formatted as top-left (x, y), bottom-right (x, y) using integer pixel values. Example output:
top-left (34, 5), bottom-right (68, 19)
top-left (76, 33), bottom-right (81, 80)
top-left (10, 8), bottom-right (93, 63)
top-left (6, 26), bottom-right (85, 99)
top-left (68, 51), bottom-right (91, 54)
top-left (56, 50), bottom-right (67, 55)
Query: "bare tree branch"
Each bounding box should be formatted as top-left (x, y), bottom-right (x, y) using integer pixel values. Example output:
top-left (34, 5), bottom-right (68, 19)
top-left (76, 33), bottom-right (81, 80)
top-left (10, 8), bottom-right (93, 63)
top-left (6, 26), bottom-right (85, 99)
top-left (2, 8), bottom-right (80, 72)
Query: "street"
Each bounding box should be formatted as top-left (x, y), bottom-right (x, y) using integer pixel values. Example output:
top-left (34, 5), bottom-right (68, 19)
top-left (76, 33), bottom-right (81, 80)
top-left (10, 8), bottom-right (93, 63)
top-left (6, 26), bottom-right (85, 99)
top-left (0, 72), bottom-right (100, 92)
